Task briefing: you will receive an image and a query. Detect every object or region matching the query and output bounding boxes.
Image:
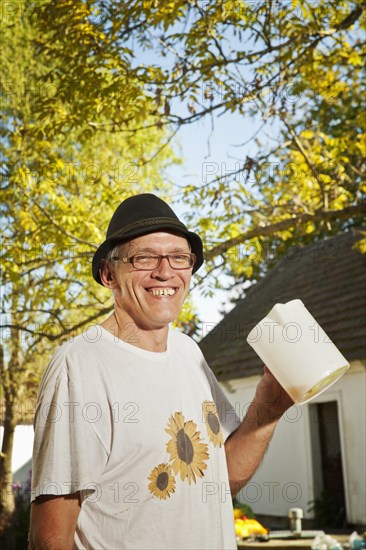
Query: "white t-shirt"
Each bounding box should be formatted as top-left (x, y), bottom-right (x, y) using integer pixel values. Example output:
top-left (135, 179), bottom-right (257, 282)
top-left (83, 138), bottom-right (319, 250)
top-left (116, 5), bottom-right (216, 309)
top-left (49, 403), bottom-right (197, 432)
top-left (31, 326), bottom-right (240, 549)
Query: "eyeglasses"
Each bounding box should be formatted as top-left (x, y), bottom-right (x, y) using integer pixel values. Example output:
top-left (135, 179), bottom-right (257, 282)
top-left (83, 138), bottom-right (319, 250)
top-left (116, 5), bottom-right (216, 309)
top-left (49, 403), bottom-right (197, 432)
top-left (111, 253), bottom-right (196, 271)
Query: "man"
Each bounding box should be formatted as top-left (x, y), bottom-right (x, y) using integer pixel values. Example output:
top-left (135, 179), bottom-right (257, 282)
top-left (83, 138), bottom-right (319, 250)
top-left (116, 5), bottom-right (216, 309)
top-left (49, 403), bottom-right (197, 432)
top-left (29, 194), bottom-right (293, 550)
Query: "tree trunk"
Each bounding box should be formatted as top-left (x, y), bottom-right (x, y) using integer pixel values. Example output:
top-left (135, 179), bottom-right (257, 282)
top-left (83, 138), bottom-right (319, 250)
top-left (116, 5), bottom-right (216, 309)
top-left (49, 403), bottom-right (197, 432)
top-left (0, 402), bottom-right (16, 533)
top-left (0, 341), bottom-right (18, 542)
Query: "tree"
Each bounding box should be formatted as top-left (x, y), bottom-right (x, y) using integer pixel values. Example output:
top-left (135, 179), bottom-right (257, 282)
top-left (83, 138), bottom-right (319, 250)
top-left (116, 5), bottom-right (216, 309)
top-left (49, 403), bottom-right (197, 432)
top-left (31, 0), bottom-right (366, 293)
top-left (0, 0), bottom-right (179, 535)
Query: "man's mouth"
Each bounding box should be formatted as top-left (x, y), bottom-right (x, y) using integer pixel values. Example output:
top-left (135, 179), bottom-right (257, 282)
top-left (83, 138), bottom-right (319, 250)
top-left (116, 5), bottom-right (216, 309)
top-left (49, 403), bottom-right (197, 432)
top-left (146, 287), bottom-right (177, 296)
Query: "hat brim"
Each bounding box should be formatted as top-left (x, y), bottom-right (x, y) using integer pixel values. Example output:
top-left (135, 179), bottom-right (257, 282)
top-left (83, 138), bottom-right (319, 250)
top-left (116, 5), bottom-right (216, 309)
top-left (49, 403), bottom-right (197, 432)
top-left (92, 224), bottom-right (204, 285)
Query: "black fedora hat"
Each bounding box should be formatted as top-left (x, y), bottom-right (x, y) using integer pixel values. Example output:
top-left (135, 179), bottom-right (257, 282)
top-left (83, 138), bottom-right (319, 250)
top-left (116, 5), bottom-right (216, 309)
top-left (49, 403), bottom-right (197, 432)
top-left (92, 193), bottom-right (204, 285)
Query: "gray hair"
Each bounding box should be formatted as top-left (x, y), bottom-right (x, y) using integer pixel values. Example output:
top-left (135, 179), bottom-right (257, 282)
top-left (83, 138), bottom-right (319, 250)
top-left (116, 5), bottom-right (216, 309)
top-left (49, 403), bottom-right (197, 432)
top-left (101, 242), bottom-right (124, 279)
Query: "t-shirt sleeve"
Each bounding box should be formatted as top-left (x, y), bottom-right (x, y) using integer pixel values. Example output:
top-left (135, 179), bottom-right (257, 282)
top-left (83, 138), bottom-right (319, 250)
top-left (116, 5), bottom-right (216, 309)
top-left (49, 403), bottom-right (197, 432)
top-left (186, 337), bottom-right (241, 441)
top-left (31, 345), bottom-right (108, 502)
top-left (202, 362), bottom-right (241, 441)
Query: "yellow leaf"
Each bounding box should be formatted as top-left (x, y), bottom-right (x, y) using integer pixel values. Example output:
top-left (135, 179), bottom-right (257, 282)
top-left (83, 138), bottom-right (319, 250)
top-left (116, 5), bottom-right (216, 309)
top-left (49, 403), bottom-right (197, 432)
top-left (301, 130), bottom-right (314, 139)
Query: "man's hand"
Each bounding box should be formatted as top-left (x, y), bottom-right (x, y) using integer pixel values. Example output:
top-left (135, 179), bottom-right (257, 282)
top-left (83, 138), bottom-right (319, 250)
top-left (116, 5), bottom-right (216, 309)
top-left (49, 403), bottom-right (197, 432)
top-left (253, 366), bottom-right (294, 423)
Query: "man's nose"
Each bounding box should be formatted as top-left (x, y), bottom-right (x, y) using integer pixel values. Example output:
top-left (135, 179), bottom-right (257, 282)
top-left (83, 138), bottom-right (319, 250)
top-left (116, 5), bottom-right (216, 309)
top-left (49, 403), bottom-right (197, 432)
top-left (151, 256), bottom-right (175, 278)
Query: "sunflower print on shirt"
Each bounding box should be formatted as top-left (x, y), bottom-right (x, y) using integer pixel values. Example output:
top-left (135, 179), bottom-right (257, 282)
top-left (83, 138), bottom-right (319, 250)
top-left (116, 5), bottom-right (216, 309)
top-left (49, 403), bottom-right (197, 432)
top-left (202, 400), bottom-right (224, 448)
top-left (165, 411), bottom-right (209, 484)
top-left (147, 463), bottom-right (176, 500)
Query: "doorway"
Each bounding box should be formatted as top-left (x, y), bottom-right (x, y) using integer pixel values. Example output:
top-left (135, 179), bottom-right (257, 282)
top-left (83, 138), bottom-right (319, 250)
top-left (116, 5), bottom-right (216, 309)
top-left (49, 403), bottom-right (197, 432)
top-left (309, 400), bottom-right (347, 527)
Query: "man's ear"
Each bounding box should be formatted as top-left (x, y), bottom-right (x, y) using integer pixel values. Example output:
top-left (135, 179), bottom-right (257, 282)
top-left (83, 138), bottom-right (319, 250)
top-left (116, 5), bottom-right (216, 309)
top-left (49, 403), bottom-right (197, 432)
top-left (99, 261), bottom-right (119, 289)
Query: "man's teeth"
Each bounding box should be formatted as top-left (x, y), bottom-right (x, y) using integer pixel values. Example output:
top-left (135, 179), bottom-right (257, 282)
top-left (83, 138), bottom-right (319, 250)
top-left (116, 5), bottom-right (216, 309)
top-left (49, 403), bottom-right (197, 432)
top-left (149, 288), bottom-right (175, 296)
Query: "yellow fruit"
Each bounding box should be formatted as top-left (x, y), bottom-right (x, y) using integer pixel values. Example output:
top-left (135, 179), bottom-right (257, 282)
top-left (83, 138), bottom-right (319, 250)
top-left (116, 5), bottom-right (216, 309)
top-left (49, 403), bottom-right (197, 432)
top-left (234, 517), bottom-right (268, 538)
top-left (234, 521), bottom-right (249, 537)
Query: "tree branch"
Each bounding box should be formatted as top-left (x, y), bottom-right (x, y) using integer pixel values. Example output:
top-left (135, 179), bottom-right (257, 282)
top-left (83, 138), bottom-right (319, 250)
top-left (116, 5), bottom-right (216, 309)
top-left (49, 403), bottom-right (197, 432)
top-left (334, 4), bottom-right (364, 31)
top-left (207, 202), bottom-right (366, 257)
top-left (1, 306), bottom-right (113, 342)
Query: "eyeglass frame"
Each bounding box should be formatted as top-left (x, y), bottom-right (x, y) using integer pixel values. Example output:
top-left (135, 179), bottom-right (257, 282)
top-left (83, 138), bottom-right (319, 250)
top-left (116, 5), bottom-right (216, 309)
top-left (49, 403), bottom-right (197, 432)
top-left (111, 252), bottom-right (197, 271)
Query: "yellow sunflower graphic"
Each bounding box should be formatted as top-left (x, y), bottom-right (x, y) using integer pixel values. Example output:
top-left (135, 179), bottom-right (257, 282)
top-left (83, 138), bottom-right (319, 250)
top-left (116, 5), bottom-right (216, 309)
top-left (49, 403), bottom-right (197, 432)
top-left (203, 401), bottom-right (224, 448)
top-left (148, 463), bottom-right (176, 500)
top-left (165, 412), bottom-right (209, 484)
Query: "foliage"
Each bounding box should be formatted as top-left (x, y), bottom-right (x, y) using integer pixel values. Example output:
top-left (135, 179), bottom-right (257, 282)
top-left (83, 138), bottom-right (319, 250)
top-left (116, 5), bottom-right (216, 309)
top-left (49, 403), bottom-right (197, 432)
top-left (0, 471), bottom-right (31, 550)
top-left (308, 490), bottom-right (346, 528)
top-left (233, 497), bottom-right (255, 519)
top-left (29, 0), bottom-right (366, 295)
top-left (13, 472), bottom-right (32, 550)
top-left (1, 0), bottom-right (178, 340)
top-left (172, 296), bottom-right (201, 339)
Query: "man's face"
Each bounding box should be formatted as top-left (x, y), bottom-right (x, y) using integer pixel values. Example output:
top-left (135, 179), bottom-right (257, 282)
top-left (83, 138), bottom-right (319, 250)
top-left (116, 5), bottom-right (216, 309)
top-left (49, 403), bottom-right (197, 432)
top-left (112, 232), bottom-right (193, 331)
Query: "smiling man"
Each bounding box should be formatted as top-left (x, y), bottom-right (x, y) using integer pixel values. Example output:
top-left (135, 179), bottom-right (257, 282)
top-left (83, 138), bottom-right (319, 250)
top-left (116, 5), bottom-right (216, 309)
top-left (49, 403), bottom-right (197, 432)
top-left (101, 231), bottom-right (194, 345)
top-left (29, 194), bottom-right (293, 550)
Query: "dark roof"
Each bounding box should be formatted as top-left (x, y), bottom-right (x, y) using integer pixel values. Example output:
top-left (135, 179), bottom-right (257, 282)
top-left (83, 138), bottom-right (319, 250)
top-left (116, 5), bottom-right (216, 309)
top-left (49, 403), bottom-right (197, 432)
top-left (199, 229), bottom-right (366, 381)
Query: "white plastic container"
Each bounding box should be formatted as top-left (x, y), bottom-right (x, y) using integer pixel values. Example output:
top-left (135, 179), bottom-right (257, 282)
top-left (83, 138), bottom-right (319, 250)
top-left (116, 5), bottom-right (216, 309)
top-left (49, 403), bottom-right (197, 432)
top-left (247, 299), bottom-right (350, 404)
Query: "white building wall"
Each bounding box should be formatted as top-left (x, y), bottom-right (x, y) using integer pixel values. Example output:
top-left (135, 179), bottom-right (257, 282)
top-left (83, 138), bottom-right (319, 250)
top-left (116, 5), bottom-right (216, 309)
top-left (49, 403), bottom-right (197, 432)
top-left (336, 361), bottom-right (366, 525)
top-left (220, 361), bottom-right (366, 525)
